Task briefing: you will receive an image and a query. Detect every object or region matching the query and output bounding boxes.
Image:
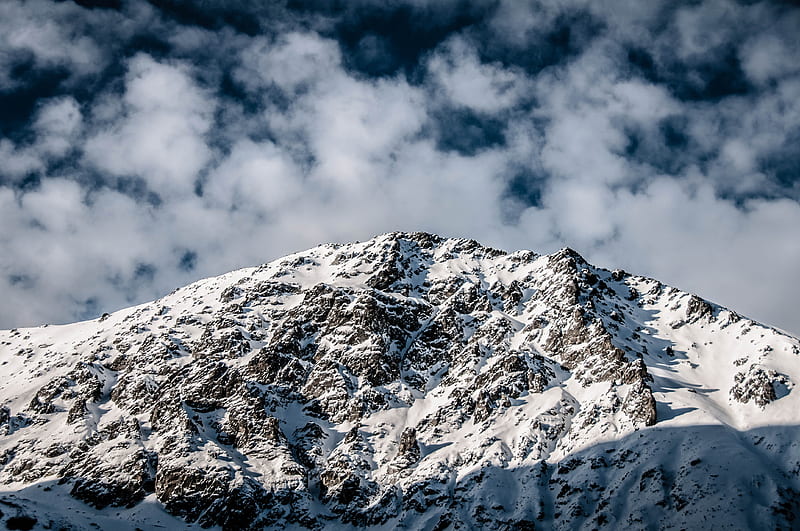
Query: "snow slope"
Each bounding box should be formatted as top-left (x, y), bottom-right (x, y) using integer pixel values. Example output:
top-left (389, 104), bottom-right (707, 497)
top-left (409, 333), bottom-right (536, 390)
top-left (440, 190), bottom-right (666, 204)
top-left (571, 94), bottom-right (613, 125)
top-left (1, 232), bottom-right (799, 530)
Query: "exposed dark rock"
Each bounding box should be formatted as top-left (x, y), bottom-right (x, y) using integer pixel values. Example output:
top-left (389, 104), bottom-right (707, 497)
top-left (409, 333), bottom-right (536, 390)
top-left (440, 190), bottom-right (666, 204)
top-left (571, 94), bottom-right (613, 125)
top-left (0, 407), bottom-right (9, 433)
top-left (393, 427), bottom-right (420, 468)
top-left (731, 365), bottom-right (789, 407)
top-left (5, 516), bottom-right (37, 531)
top-left (686, 295), bottom-right (713, 322)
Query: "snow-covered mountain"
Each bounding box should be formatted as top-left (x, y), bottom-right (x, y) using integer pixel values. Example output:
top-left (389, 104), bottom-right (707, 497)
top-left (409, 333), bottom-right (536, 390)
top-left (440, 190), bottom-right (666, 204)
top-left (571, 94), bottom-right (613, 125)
top-left (1, 231), bottom-right (799, 530)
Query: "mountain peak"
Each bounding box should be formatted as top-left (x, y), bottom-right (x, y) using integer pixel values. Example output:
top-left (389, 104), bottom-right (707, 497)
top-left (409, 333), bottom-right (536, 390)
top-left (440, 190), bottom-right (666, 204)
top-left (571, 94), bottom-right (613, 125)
top-left (1, 234), bottom-right (798, 529)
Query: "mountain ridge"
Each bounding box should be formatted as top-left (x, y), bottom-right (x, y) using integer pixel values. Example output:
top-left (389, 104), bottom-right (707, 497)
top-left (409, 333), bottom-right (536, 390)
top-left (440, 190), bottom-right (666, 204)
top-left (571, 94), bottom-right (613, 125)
top-left (1, 231), bottom-right (799, 530)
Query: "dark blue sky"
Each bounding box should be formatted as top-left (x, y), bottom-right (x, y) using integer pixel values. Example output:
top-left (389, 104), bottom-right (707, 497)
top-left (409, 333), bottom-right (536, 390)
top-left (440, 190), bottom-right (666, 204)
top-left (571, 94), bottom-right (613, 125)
top-left (1, 0), bottom-right (799, 334)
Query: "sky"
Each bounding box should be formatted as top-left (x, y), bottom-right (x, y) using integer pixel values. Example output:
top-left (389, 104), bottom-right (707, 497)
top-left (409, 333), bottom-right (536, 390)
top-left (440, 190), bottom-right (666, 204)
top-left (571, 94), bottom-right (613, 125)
top-left (0, 0), bottom-right (799, 335)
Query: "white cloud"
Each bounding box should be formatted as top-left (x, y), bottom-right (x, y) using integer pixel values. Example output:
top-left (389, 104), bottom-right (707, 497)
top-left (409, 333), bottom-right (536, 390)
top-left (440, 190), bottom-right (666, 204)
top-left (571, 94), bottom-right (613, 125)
top-left (673, 0), bottom-right (742, 60)
top-left (427, 36), bottom-right (530, 112)
top-left (740, 34), bottom-right (796, 85)
top-left (720, 139), bottom-right (756, 173)
top-left (303, 76), bottom-right (427, 189)
top-left (84, 54), bottom-right (214, 196)
top-left (0, 97), bottom-right (83, 182)
top-left (0, 0), bottom-right (107, 89)
top-left (33, 96), bottom-right (82, 158)
top-left (204, 139), bottom-right (303, 212)
top-left (739, 11), bottom-right (800, 86)
top-left (0, 140), bottom-right (44, 180)
top-left (235, 32), bottom-right (342, 94)
top-left (488, 0), bottom-right (585, 48)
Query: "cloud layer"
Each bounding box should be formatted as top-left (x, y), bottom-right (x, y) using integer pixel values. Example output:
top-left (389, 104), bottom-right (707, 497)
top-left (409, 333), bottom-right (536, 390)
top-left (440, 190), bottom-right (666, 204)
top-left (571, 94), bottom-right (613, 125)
top-left (1, 0), bottom-right (799, 335)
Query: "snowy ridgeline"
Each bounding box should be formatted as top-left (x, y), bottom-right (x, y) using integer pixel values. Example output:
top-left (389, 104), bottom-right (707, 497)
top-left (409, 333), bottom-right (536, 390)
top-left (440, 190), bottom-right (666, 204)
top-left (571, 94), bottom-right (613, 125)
top-left (1, 231), bottom-right (799, 530)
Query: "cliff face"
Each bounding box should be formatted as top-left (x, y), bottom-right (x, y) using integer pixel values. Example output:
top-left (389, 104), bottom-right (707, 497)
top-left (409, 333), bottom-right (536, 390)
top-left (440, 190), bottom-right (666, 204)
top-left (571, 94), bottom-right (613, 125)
top-left (1, 232), bottom-right (799, 530)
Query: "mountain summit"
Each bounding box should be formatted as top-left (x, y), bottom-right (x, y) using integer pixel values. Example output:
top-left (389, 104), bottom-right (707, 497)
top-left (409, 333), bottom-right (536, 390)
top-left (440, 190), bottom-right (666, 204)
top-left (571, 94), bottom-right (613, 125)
top-left (1, 232), bottom-right (799, 529)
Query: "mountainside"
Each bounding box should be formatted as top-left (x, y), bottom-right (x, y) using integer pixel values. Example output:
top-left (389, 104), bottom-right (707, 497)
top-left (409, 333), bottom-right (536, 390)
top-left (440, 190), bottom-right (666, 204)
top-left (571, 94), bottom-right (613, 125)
top-left (1, 231), bottom-right (800, 530)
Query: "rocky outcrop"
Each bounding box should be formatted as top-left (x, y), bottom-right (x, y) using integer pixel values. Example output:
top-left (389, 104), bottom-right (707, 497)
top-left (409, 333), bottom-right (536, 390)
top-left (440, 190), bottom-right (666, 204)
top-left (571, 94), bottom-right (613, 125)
top-left (731, 365), bottom-right (790, 407)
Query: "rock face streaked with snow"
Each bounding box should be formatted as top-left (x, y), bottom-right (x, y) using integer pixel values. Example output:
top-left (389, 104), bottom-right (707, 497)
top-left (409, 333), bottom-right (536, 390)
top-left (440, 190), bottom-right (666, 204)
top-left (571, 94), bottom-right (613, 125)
top-left (1, 232), bottom-right (800, 530)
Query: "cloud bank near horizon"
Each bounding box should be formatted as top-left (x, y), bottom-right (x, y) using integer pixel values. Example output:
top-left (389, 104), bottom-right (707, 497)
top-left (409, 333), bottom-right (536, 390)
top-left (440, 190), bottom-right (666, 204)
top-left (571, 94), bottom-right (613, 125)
top-left (1, 0), bottom-right (799, 334)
